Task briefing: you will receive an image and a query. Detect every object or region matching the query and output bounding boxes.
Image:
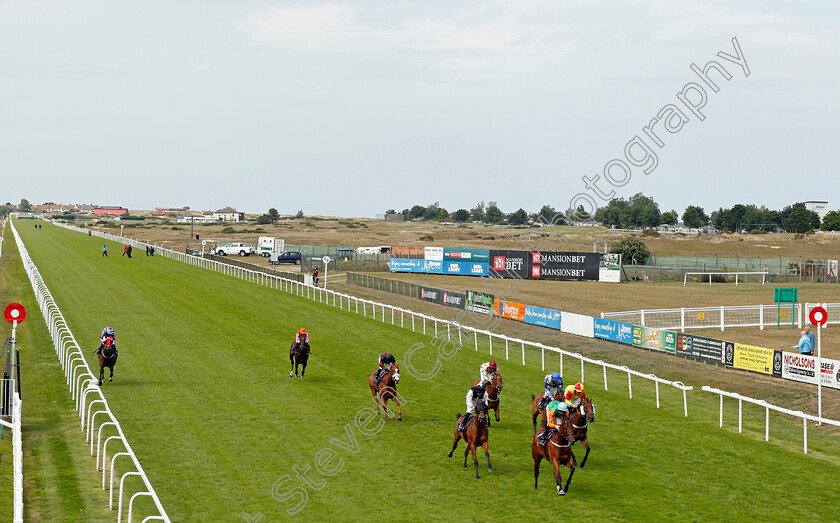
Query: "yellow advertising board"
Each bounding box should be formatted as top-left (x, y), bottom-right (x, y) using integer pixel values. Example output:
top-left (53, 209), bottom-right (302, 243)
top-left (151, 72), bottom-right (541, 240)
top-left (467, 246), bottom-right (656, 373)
top-left (733, 343), bottom-right (778, 375)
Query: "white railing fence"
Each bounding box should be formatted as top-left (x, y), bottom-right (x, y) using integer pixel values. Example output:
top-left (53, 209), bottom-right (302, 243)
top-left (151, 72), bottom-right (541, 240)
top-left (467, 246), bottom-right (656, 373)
top-left (58, 222), bottom-right (694, 416)
top-left (601, 303), bottom-right (817, 332)
top-left (11, 218), bottom-right (170, 522)
top-left (701, 386), bottom-right (840, 454)
top-left (0, 379), bottom-right (23, 522)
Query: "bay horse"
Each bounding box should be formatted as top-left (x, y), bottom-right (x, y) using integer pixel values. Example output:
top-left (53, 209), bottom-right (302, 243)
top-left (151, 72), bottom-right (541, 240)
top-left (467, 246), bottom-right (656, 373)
top-left (531, 391), bottom-right (563, 432)
top-left (471, 374), bottom-right (503, 422)
top-left (569, 397), bottom-right (596, 468)
top-left (98, 338), bottom-right (118, 386)
top-left (449, 400), bottom-right (493, 479)
top-left (532, 414), bottom-right (576, 496)
top-left (289, 340), bottom-right (310, 380)
top-left (368, 363), bottom-right (402, 421)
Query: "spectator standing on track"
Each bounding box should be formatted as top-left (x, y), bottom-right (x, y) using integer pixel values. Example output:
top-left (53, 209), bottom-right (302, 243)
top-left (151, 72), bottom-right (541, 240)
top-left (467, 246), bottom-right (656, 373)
top-left (145, 245), bottom-right (150, 256)
top-left (313, 267), bottom-right (320, 287)
top-left (122, 245), bottom-right (128, 257)
top-left (127, 245), bottom-right (132, 258)
top-left (102, 244), bottom-right (108, 257)
top-left (791, 330), bottom-right (813, 356)
top-left (150, 246), bottom-right (155, 256)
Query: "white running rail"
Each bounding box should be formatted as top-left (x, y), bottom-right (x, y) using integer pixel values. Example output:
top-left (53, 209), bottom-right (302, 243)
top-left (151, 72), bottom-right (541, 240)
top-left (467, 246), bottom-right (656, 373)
top-left (56, 221), bottom-right (694, 416)
top-left (602, 303), bottom-right (809, 332)
top-left (11, 217), bottom-right (170, 522)
top-left (0, 379), bottom-right (23, 522)
top-left (701, 385), bottom-right (840, 454)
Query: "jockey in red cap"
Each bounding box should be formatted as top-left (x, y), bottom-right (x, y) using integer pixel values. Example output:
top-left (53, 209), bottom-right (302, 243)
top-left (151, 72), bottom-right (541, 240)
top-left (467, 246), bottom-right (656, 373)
top-left (479, 361), bottom-right (499, 386)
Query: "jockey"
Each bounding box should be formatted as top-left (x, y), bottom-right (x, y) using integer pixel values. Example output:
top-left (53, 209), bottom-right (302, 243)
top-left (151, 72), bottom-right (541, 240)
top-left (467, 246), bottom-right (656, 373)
top-left (94, 326), bottom-right (116, 355)
top-left (293, 328), bottom-right (309, 351)
top-left (374, 352), bottom-right (396, 384)
top-left (479, 361), bottom-right (498, 385)
top-left (539, 400), bottom-right (568, 447)
top-left (538, 372), bottom-right (564, 410)
top-left (460, 383), bottom-right (489, 432)
top-left (563, 382), bottom-right (586, 415)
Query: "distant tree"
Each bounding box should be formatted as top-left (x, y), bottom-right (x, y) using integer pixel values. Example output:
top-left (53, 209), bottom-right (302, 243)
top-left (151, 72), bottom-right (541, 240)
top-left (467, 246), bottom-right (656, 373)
top-left (408, 205), bottom-right (426, 220)
top-left (821, 210), bottom-right (840, 231)
top-left (452, 209), bottom-right (470, 222)
top-left (470, 201), bottom-right (485, 222)
top-left (611, 237), bottom-right (652, 264)
top-left (0, 206), bottom-right (9, 218)
top-left (660, 210), bottom-right (678, 225)
top-left (295, 210), bottom-right (304, 219)
top-left (256, 214), bottom-right (272, 224)
top-left (682, 205), bottom-right (709, 229)
top-left (436, 208), bottom-right (450, 221)
top-left (484, 202), bottom-right (504, 224)
top-left (536, 205), bottom-right (556, 223)
top-left (781, 203), bottom-right (819, 233)
top-left (268, 208), bottom-right (279, 222)
top-left (385, 209), bottom-right (396, 215)
top-left (423, 202), bottom-right (441, 221)
top-left (400, 208), bottom-right (410, 217)
top-left (44, 201), bottom-right (56, 205)
top-left (19, 199), bottom-right (30, 212)
top-left (507, 208), bottom-right (528, 225)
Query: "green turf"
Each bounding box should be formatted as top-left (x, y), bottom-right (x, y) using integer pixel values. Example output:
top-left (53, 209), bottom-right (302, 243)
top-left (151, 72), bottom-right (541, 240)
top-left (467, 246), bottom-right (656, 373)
top-left (11, 218), bottom-right (840, 521)
top-left (0, 223), bottom-right (116, 521)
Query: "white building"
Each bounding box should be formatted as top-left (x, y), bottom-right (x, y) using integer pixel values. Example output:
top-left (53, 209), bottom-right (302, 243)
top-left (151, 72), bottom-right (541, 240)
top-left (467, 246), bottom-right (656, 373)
top-left (213, 207), bottom-right (245, 222)
top-left (804, 201), bottom-right (829, 220)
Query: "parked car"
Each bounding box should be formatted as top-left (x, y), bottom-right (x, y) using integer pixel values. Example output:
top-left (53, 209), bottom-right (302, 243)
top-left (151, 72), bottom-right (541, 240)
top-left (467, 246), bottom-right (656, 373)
top-left (270, 251), bottom-right (302, 265)
top-left (215, 242), bottom-right (256, 256)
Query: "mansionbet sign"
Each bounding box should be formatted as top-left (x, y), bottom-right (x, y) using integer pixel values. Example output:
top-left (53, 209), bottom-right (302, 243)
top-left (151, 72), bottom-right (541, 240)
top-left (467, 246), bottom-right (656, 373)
top-left (529, 251), bottom-right (600, 281)
top-left (489, 250), bottom-right (529, 279)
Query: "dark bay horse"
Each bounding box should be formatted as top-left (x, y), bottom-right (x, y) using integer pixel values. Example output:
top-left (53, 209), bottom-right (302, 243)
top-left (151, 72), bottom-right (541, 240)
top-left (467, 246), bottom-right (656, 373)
top-left (98, 338), bottom-right (118, 386)
top-left (471, 374), bottom-right (503, 422)
top-left (449, 400), bottom-right (493, 479)
top-left (531, 391), bottom-right (563, 432)
top-left (569, 397), bottom-right (596, 468)
top-left (289, 340), bottom-right (310, 379)
top-left (368, 364), bottom-right (402, 421)
top-left (532, 415), bottom-right (576, 496)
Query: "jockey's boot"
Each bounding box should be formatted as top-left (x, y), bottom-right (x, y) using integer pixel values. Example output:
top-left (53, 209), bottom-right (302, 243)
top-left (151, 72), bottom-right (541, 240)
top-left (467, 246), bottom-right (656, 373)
top-left (373, 369), bottom-right (381, 385)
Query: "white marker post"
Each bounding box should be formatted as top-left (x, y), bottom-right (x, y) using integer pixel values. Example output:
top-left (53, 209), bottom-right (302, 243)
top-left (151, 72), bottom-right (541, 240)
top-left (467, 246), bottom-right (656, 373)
top-left (201, 240), bottom-right (207, 255)
top-left (0, 236), bottom-right (4, 259)
top-left (322, 256), bottom-right (331, 290)
top-left (809, 304), bottom-right (828, 423)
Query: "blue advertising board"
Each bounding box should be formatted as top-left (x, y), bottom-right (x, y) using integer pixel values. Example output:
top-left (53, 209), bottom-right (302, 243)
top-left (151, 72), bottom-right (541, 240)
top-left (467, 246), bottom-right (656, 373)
top-left (593, 317), bottom-right (633, 345)
top-left (443, 248), bottom-right (491, 263)
top-left (524, 305), bottom-right (562, 330)
top-left (389, 258), bottom-right (443, 274)
top-left (443, 261), bottom-right (489, 277)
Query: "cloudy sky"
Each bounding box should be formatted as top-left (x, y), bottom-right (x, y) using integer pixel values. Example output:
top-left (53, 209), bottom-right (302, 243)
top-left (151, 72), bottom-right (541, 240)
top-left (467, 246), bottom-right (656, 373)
top-left (1, 1), bottom-right (837, 217)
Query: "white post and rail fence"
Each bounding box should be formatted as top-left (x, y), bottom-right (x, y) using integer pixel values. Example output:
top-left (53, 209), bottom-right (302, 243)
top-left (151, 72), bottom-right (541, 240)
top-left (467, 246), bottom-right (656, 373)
top-left (11, 217), bottom-right (170, 522)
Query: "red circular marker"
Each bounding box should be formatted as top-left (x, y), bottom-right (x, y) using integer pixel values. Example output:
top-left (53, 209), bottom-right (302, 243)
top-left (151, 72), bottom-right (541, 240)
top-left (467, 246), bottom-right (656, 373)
top-left (4, 303), bottom-right (26, 324)
top-left (810, 306), bottom-right (828, 327)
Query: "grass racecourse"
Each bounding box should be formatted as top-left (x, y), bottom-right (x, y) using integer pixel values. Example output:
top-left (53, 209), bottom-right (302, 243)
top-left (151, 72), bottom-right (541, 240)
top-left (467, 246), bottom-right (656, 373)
top-left (8, 218), bottom-right (840, 521)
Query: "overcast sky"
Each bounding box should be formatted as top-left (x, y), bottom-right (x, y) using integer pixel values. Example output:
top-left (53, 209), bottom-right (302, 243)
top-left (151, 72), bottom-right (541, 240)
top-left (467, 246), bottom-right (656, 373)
top-left (1, 1), bottom-right (837, 217)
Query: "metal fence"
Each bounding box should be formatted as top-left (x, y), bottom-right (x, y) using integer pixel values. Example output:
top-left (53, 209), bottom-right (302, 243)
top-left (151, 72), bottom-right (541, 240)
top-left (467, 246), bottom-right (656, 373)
top-left (57, 220), bottom-right (694, 417)
top-left (198, 253), bottom-right (305, 283)
top-left (599, 302), bottom-right (840, 331)
top-left (626, 256), bottom-right (838, 284)
top-left (345, 272), bottom-right (421, 298)
top-left (12, 217), bottom-right (170, 522)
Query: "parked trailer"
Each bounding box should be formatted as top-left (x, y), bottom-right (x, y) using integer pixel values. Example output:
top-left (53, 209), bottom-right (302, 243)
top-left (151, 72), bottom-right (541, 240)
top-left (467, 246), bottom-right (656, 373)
top-left (258, 237), bottom-right (286, 257)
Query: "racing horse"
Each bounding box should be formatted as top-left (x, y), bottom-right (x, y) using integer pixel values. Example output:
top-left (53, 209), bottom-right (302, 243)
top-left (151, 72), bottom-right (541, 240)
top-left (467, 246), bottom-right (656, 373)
top-left (98, 338), bottom-right (118, 386)
top-left (449, 399), bottom-right (493, 479)
top-left (471, 374), bottom-right (503, 422)
top-left (532, 414), bottom-right (577, 496)
top-left (569, 396), bottom-right (596, 468)
top-left (289, 340), bottom-right (310, 379)
top-left (531, 391), bottom-right (563, 432)
top-left (368, 363), bottom-right (402, 421)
